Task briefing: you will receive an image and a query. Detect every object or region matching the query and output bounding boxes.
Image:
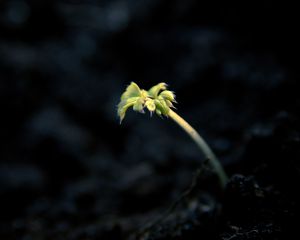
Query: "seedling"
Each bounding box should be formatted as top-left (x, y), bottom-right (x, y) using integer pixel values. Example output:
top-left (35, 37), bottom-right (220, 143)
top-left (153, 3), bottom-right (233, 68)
top-left (117, 82), bottom-right (228, 188)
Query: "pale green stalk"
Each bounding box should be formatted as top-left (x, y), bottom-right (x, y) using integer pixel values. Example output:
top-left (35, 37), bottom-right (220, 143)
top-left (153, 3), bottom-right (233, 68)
top-left (168, 109), bottom-right (228, 188)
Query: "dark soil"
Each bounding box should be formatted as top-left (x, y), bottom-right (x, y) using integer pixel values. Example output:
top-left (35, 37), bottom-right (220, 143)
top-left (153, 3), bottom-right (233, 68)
top-left (1, 1), bottom-right (299, 239)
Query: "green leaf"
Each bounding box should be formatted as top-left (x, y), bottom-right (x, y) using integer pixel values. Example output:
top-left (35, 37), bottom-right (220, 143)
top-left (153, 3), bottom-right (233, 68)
top-left (154, 99), bottom-right (169, 115)
top-left (159, 90), bottom-right (176, 102)
top-left (155, 109), bottom-right (162, 116)
top-left (133, 98), bottom-right (144, 112)
top-left (148, 82), bottom-right (167, 98)
top-left (117, 97), bottom-right (138, 123)
top-left (121, 82), bottom-right (142, 101)
top-left (166, 100), bottom-right (175, 108)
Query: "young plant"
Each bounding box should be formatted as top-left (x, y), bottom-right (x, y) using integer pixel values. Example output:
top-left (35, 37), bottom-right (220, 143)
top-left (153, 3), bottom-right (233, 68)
top-left (117, 82), bottom-right (228, 188)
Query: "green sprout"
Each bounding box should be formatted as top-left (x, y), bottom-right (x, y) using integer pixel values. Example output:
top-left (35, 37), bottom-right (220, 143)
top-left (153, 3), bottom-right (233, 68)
top-left (117, 82), bottom-right (228, 188)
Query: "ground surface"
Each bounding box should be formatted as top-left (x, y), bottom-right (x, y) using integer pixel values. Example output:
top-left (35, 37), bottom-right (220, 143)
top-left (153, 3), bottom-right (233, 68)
top-left (0, 1), bottom-right (299, 239)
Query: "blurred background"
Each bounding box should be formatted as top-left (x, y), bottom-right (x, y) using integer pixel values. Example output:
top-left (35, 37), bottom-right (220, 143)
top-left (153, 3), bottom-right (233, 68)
top-left (0, 0), bottom-right (299, 239)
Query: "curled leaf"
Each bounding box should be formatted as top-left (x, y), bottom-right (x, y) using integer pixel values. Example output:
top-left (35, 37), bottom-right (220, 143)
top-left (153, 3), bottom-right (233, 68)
top-left (121, 82), bottom-right (142, 101)
top-left (166, 100), bottom-right (175, 108)
top-left (133, 98), bottom-right (145, 112)
top-left (155, 108), bottom-right (162, 116)
top-left (160, 90), bottom-right (176, 102)
top-left (148, 82), bottom-right (167, 98)
top-left (154, 99), bottom-right (169, 115)
top-left (117, 97), bottom-right (139, 123)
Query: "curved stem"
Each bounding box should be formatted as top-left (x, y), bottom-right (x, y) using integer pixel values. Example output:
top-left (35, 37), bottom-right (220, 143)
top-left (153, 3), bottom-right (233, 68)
top-left (168, 109), bottom-right (228, 188)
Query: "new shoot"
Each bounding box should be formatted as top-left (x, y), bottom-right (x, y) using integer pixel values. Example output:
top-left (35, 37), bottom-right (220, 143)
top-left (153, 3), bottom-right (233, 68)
top-left (117, 82), bottom-right (228, 188)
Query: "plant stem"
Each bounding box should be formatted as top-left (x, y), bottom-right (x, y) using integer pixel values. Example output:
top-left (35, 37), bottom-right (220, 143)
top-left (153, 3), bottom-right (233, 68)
top-left (168, 109), bottom-right (228, 188)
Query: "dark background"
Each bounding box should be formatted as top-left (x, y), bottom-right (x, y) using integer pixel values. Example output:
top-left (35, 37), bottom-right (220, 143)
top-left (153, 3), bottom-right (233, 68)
top-left (0, 1), bottom-right (299, 239)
